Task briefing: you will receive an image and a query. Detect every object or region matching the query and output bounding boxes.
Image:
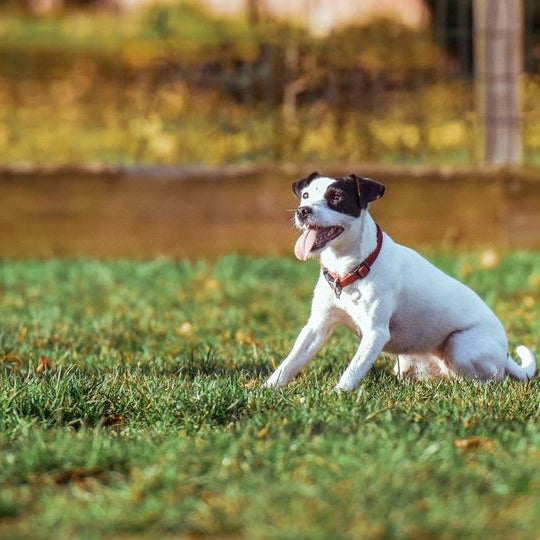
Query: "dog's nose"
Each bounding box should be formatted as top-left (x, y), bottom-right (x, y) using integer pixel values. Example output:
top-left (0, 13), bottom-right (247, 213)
top-left (297, 206), bottom-right (313, 221)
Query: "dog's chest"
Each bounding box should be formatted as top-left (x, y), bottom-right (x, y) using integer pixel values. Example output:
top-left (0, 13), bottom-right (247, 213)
top-left (326, 284), bottom-right (372, 328)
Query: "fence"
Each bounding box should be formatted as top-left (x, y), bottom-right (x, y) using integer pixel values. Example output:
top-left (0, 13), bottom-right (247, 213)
top-left (0, 0), bottom-right (539, 167)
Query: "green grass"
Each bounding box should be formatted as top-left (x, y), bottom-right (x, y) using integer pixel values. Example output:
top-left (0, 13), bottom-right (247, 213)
top-left (1, 254), bottom-right (540, 538)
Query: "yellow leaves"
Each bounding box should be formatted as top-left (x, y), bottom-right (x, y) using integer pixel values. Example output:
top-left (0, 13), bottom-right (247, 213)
top-left (427, 120), bottom-right (466, 150)
top-left (148, 133), bottom-right (176, 160)
top-left (257, 426), bottom-right (269, 439)
top-left (370, 121), bottom-right (420, 151)
top-left (121, 41), bottom-right (157, 69)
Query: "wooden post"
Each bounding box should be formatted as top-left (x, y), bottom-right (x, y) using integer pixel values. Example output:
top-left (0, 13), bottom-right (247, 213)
top-left (474, 0), bottom-right (523, 166)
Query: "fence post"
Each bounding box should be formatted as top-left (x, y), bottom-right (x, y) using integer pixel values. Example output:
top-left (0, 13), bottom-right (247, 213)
top-left (474, 0), bottom-right (523, 166)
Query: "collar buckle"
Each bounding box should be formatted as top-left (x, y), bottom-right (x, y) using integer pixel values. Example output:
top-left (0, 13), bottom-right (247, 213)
top-left (356, 263), bottom-right (370, 279)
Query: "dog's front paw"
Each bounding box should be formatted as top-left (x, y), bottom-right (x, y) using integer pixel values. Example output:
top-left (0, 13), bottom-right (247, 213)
top-left (334, 382), bottom-right (355, 393)
top-left (264, 370), bottom-right (287, 389)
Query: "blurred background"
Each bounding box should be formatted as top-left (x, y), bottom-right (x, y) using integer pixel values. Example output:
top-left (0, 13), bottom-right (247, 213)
top-left (0, 0), bottom-right (539, 257)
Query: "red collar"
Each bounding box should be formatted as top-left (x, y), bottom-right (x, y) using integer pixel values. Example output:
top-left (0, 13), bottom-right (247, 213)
top-left (322, 224), bottom-right (383, 297)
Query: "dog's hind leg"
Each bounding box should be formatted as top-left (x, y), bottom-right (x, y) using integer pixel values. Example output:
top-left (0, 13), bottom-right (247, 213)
top-left (264, 316), bottom-right (336, 388)
top-left (443, 326), bottom-right (507, 382)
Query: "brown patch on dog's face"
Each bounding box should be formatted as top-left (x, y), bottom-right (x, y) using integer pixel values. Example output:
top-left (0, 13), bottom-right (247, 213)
top-left (324, 179), bottom-right (362, 217)
top-left (323, 175), bottom-right (385, 217)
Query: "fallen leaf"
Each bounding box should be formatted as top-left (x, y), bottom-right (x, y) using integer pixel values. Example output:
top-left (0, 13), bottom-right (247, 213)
top-left (37, 355), bottom-right (53, 373)
top-left (205, 278), bottom-right (221, 292)
top-left (243, 379), bottom-right (258, 390)
top-left (17, 327), bottom-right (28, 342)
top-left (453, 436), bottom-right (493, 451)
top-left (235, 329), bottom-right (253, 345)
top-left (1, 353), bottom-right (22, 365)
top-left (53, 466), bottom-right (105, 486)
top-left (460, 262), bottom-right (473, 278)
top-left (103, 414), bottom-right (123, 427)
top-left (257, 426), bottom-right (268, 439)
top-left (178, 322), bottom-right (193, 336)
top-left (0, 354), bottom-right (22, 372)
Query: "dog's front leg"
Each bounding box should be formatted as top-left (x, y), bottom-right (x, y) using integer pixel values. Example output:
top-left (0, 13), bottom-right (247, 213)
top-left (335, 324), bottom-right (390, 392)
top-left (264, 316), bottom-right (334, 389)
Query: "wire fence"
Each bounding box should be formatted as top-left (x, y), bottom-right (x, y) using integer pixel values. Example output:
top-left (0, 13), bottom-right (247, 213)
top-left (1, 0), bottom-right (539, 167)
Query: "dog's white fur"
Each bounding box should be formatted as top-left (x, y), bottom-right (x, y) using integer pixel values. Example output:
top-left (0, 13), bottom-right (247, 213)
top-left (265, 175), bottom-right (536, 391)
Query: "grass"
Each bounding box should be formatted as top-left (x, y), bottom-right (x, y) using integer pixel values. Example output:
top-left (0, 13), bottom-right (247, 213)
top-left (1, 253), bottom-right (540, 538)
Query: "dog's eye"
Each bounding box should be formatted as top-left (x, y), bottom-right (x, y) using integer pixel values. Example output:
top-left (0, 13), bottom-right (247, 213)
top-left (332, 194), bottom-right (343, 203)
top-left (302, 192), bottom-right (309, 199)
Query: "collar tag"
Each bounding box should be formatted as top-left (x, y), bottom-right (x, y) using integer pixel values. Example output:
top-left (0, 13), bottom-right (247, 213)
top-left (323, 269), bottom-right (342, 298)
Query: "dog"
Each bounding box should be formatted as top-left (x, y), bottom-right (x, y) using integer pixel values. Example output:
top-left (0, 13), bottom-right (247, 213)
top-left (265, 172), bottom-right (536, 391)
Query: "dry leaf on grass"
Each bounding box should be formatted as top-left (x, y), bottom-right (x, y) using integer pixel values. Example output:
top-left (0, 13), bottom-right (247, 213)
top-left (103, 414), bottom-right (123, 427)
top-left (453, 436), bottom-right (493, 451)
top-left (178, 322), bottom-right (193, 336)
top-left (37, 355), bottom-right (53, 373)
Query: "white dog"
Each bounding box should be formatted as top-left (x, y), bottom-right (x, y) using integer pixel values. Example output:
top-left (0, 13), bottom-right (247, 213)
top-left (265, 172), bottom-right (536, 391)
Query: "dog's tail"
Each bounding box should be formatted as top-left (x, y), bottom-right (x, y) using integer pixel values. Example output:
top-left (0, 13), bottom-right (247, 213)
top-left (505, 346), bottom-right (536, 381)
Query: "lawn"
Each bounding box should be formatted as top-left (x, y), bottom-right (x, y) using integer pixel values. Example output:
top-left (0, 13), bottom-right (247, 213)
top-left (1, 254), bottom-right (540, 538)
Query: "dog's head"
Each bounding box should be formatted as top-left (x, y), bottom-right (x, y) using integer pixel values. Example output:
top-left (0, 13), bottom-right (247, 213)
top-left (292, 172), bottom-right (385, 261)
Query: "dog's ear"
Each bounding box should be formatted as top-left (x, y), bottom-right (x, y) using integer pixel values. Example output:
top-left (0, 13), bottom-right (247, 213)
top-left (292, 171), bottom-right (320, 199)
top-left (350, 174), bottom-right (385, 208)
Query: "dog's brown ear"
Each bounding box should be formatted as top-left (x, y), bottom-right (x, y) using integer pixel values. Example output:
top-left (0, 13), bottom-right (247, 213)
top-left (350, 174), bottom-right (385, 208)
top-left (292, 171), bottom-right (320, 198)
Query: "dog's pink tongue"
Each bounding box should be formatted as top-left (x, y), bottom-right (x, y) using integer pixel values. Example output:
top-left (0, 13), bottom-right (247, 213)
top-left (294, 229), bottom-right (318, 261)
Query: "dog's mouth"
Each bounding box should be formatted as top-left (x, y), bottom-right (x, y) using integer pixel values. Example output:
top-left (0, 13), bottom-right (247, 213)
top-left (294, 225), bottom-right (344, 261)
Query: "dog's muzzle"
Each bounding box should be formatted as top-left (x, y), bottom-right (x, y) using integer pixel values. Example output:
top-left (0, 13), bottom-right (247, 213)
top-left (296, 206), bottom-right (313, 223)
